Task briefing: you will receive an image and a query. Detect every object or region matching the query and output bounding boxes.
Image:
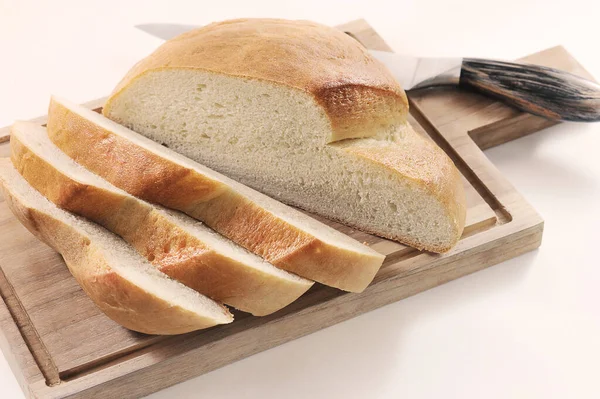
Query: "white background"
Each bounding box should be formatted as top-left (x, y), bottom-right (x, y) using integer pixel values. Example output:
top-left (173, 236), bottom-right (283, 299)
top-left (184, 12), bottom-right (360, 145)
top-left (1, 1), bottom-right (600, 397)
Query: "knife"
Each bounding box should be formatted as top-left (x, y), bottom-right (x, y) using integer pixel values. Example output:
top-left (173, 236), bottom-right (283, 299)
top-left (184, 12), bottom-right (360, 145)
top-left (136, 23), bottom-right (600, 122)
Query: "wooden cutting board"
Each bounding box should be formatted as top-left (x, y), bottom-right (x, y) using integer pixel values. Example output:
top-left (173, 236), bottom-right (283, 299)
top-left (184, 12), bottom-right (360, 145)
top-left (1, 18), bottom-right (593, 399)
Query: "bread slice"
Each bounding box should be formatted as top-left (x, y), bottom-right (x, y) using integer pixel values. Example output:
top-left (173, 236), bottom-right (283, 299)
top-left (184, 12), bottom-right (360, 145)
top-left (10, 121), bottom-right (313, 316)
top-left (101, 18), bottom-right (467, 253)
top-left (46, 96), bottom-right (385, 293)
top-left (0, 159), bottom-right (232, 335)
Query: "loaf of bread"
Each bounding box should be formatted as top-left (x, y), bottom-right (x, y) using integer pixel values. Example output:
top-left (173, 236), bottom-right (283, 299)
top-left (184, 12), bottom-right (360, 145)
top-left (102, 18), bottom-right (467, 253)
top-left (47, 96), bottom-right (385, 292)
top-left (10, 121), bottom-right (313, 316)
top-left (0, 159), bottom-right (233, 334)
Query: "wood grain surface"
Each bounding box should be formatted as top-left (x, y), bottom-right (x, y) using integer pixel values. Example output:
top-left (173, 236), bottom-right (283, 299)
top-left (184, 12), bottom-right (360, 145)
top-left (0, 19), bottom-right (566, 398)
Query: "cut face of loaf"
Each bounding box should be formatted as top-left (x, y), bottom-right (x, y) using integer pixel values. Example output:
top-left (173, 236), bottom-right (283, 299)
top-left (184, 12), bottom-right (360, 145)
top-left (0, 160), bottom-right (233, 335)
top-left (47, 96), bottom-right (385, 292)
top-left (101, 19), bottom-right (466, 252)
top-left (10, 121), bottom-right (313, 316)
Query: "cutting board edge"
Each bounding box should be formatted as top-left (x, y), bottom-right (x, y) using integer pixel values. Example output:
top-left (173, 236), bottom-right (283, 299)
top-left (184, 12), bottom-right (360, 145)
top-left (0, 216), bottom-right (543, 399)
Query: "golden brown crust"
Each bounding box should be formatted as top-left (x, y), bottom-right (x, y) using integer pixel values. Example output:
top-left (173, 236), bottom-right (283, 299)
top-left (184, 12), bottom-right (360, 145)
top-left (0, 168), bottom-right (231, 335)
top-left (10, 125), bottom-right (312, 315)
top-left (274, 237), bottom-right (384, 291)
top-left (48, 100), bottom-right (226, 209)
top-left (339, 129), bottom-right (467, 250)
top-left (188, 190), bottom-right (382, 292)
top-left (72, 257), bottom-right (221, 336)
top-left (10, 131), bottom-right (135, 232)
top-left (122, 211), bottom-right (312, 315)
top-left (47, 97), bottom-right (384, 293)
top-left (103, 18), bottom-right (408, 142)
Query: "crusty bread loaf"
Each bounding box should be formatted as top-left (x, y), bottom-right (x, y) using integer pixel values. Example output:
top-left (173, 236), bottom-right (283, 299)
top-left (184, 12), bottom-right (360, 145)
top-left (47, 96), bottom-right (385, 292)
top-left (10, 121), bottom-right (313, 316)
top-left (0, 159), bottom-right (232, 335)
top-left (102, 18), bottom-right (467, 253)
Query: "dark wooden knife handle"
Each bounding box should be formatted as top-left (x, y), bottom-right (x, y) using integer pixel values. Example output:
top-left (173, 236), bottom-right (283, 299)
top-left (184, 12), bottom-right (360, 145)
top-left (460, 58), bottom-right (600, 122)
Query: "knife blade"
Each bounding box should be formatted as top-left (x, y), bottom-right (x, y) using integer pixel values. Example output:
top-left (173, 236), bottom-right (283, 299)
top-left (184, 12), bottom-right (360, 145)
top-left (135, 23), bottom-right (600, 122)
